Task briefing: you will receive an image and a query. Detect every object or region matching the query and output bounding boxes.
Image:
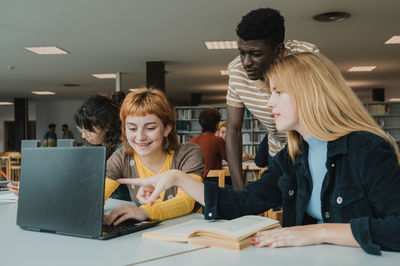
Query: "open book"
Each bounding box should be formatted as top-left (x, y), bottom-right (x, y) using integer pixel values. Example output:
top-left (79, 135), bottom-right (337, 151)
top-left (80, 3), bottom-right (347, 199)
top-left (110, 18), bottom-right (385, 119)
top-left (142, 215), bottom-right (281, 250)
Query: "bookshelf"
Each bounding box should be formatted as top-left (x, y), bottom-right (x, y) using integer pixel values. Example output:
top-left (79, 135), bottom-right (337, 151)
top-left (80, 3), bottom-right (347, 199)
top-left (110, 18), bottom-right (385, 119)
top-left (175, 105), bottom-right (268, 156)
top-left (364, 101), bottom-right (400, 142)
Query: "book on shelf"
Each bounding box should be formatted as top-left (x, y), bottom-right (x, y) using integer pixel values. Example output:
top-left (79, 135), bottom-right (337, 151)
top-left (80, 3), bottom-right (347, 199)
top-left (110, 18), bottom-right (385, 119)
top-left (142, 215), bottom-right (281, 250)
top-left (367, 103), bottom-right (389, 115)
top-left (176, 121), bottom-right (191, 131)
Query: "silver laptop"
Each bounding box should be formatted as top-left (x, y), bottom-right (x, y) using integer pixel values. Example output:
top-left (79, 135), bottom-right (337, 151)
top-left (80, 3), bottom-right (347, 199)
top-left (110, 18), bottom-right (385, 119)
top-left (17, 146), bottom-right (160, 239)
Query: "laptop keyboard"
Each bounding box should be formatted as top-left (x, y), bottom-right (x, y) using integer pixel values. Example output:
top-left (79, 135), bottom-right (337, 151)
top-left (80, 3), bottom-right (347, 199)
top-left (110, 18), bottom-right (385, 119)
top-left (103, 219), bottom-right (142, 233)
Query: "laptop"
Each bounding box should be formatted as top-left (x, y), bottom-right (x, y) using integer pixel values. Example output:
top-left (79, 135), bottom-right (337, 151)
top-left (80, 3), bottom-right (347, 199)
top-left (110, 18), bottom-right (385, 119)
top-left (17, 146), bottom-right (160, 240)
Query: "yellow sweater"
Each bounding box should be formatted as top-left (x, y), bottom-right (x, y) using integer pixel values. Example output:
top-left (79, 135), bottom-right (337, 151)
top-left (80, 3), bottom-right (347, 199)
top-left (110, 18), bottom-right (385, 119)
top-left (104, 151), bottom-right (202, 220)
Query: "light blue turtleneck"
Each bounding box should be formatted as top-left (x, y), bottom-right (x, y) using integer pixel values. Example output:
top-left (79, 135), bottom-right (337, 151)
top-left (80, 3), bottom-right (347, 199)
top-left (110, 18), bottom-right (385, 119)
top-left (304, 136), bottom-right (328, 223)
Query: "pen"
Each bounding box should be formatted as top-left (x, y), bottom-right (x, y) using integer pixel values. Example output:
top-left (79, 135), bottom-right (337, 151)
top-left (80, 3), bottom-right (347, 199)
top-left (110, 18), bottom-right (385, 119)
top-left (1, 170), bottom-right (10, 181)
top-left (1, 171), bottom-right (17, 187)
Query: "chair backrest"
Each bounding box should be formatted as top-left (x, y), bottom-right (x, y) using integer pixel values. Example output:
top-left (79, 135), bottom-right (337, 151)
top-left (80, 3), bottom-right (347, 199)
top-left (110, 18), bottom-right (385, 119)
top-left (57, 139), bottom-right (75, 147)
top-left (206, 168), bottom-right (230, 188)
top-left (0, 156), bottom-right (11, 180)
top-left (21, 140), bottom-right (40, 148)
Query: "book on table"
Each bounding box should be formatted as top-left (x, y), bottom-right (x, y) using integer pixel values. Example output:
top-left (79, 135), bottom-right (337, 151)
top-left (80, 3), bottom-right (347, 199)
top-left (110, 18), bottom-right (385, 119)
top-left (142, 215), bottom-right (281, 250)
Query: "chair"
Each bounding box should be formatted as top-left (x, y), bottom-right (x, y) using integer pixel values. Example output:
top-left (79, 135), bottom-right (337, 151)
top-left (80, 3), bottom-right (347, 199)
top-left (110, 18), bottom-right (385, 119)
top-left (265, 208), bottom-right (283, 223)
top-left (0, 152), bottom-right (22, 181)
top-left (0, 156), bottom-right (11, 180)
top-left (21, 140), bottom-right (40, 148)
top-left (206, 168), bottom-right (230, 188)
top-left (57, 139), bottom-right (75, 147)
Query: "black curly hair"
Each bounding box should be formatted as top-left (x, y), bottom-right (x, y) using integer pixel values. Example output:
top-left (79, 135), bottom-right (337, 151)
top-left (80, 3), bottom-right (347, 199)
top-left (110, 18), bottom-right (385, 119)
top-left (199, 108), bottom-right (221, 133)
top-left (236, 8), bottom-right (285, 49)
top-left (74, 91), bottom-right (125, 159)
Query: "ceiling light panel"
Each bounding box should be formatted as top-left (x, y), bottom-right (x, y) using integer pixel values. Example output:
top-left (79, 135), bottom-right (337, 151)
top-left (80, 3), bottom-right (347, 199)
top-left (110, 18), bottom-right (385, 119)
top-left (32, 91), bottom-right (55, 95)
top-left (389, 98), bottom-right (400, 102)
top-left (348, 66), bottom-right (376, 72)
top-left (24, 46), bottom-right (68, 55)
top-left (92, 73), bottom-right (116, 79)
top-left (0, 102), bottom-right (13, 105)
top-left (385, 36), bottom-right (400, 44)
top-left (204, 41), bottom-right (237, 49)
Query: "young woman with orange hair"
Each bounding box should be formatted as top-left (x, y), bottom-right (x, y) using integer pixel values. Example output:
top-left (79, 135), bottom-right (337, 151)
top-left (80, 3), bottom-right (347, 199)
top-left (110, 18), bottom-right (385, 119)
top-left (103, 88), bottom-right (204, 226)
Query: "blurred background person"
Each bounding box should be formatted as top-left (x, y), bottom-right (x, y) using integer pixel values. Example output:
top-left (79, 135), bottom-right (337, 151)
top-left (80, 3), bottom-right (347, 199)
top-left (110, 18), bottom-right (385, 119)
top-left (216, 121), bottom-right (249, 162)
top-left (43, 123), bottom-right (57, 147)
top-left (62, 124), bottom-right (74, 139)
top-left (75, 91), bottom-right (130, 200)
top-left (190, 108), bottom-right (226, 174)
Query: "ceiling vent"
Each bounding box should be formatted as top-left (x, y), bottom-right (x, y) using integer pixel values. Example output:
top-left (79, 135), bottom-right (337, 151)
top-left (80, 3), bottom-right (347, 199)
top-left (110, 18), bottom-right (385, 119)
top-left (63, 84), bottom-right (80, 87)
top-left (313, 12), bottom-right (350, 22)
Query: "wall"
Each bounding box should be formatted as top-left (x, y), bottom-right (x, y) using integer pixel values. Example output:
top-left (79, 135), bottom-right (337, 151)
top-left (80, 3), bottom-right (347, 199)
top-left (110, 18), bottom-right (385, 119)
top-left (0, 100), bottom-right (85, 152)
top-left (35, 100), bottom-right (84, 145)
top-left (0, 102), bottom-right (36, 152)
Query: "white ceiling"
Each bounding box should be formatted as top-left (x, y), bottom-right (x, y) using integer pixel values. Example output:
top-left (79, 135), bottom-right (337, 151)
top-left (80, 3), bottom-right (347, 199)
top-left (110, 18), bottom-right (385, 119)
top-left (0, 0), bottom-right (399, 104)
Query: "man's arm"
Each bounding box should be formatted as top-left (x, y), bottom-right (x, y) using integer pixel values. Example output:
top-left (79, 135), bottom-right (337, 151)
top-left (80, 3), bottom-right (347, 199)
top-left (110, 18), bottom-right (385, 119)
top-left (226, 105), bottom-right (245, 190)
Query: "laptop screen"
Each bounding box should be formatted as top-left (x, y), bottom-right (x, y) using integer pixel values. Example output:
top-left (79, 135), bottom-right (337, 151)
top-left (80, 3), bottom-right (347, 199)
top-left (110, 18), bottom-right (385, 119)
top-left (17, 146), bottom-right (106, 238)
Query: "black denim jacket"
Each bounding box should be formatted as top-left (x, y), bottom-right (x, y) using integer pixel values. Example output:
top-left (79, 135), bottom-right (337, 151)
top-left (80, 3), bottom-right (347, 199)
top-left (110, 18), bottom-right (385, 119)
top-left (203, 132), bottom-right (400, 255)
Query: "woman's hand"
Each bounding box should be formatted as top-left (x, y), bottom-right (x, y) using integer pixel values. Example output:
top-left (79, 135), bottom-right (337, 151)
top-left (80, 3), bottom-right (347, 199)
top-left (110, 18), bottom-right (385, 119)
top-left (117, 170), bottom-right (179, 205)
top-left (7, 181), bottom-right (19, 196)
top-left (104, 204), bottom-right (149, 225)
top-left (250, 224), bottom-right (324, 248)
top-left (250, 223), bottom-right (359, 249)
top-left (118, 169), bottom-right (205, 206)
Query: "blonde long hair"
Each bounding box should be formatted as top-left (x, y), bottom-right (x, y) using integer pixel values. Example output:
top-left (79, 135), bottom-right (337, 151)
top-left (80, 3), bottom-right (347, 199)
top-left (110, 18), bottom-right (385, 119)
top-left (267, 52), bottom-right (400, 163)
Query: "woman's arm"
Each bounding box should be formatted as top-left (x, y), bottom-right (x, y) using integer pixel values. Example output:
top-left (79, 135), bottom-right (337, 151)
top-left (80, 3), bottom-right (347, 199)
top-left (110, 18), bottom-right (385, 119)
top-left (104, 177), bottom-right (119, 200)
top-left (139, 174), bottom-right (203, 220)
top-left (118, 169), bottom-right (205, 206)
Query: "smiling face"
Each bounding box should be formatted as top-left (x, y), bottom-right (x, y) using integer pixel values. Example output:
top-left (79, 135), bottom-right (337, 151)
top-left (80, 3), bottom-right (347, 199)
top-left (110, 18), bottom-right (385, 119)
top-left (238, 39), bottom-right (277, 81)
top-left (268, 80), bottom-right (303, 135)
top-left (125, 114), bottom-right (172, 159)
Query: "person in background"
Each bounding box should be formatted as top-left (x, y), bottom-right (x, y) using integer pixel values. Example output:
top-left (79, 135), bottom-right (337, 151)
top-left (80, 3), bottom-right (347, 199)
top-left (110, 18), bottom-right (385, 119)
top-left (120, 52), bottom-right (400, 255)
top-left (190, 108), bottom-right (226, 173)
top-left (226, 8), bottom-right (319, 189)
top-left (74, 91), bottom-right (130, 201)
top-left (62, 124), bottom-right (74, 139)
top-left (254, 134), bottom-right (269, 168)
top-left (8, 92), bottom-right (128, 197)
top-left (103, 88), bottom-right (205, 225)
top-left (43, 123), bottom-right (57, 147)
top-left (216, 121), bottom-right (249, 162)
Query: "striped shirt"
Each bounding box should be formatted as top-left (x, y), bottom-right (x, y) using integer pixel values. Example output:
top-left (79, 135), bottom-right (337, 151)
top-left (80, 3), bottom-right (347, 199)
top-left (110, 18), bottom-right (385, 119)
top-left (227, 40), bottom-right (319, 156)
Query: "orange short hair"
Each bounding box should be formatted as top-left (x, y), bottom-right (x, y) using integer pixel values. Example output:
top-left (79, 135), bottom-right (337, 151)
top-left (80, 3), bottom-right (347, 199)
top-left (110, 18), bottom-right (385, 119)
top-left (120, 88), bottom-right (178, 154)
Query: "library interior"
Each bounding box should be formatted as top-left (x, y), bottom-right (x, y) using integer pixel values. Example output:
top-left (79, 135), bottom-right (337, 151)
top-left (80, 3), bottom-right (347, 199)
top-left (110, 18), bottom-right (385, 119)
top-left (1, 1), bottom-right (400, 265)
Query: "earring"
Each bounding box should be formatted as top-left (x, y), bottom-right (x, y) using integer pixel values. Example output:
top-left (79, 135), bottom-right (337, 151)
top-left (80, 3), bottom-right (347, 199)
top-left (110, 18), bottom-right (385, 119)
top-left (163, 136), bottom-right (169, 150)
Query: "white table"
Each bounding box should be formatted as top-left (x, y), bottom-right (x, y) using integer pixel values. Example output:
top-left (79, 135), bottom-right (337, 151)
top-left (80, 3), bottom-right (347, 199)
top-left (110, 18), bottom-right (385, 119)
top-left (0, 194), bottom-right (204, 266)
top-left (2, 192), bottom-right (399, 266)
top-left (139, 241), bottom-right (400, 266)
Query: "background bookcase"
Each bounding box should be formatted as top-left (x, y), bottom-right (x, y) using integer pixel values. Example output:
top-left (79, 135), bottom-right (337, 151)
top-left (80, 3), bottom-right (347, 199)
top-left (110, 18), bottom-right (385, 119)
top-left (175, 105), bottom-right (268, 156)
top-left (364, 101), bottom-right (400, 142)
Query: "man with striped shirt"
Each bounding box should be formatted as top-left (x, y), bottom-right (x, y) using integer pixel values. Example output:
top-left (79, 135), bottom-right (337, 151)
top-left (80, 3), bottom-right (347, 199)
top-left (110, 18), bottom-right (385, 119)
top-left (226, 8), bottom-right (319, 189)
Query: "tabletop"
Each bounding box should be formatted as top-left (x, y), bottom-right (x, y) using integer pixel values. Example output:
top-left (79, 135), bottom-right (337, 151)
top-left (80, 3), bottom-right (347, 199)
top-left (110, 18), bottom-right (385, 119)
top-left (0, 194), bottom-right (204, 266)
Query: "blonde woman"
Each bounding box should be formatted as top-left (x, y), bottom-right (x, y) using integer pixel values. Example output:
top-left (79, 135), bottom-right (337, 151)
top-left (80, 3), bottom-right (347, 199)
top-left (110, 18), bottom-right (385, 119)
top-left (120, 53), bottom-right (400, 255)
top-left (103, 88), bottom-right (204, 225)
top-left (216, 121), bottom-right (250, 162)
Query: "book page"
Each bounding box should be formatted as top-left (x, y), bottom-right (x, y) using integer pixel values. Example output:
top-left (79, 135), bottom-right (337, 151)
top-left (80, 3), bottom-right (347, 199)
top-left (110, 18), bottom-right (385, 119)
top-left (192, 215), bottom-right (279, 240)
top-left (143, 216), bottom-right (279, 243)
top-left (142, 219), bottom-right (225, 242)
